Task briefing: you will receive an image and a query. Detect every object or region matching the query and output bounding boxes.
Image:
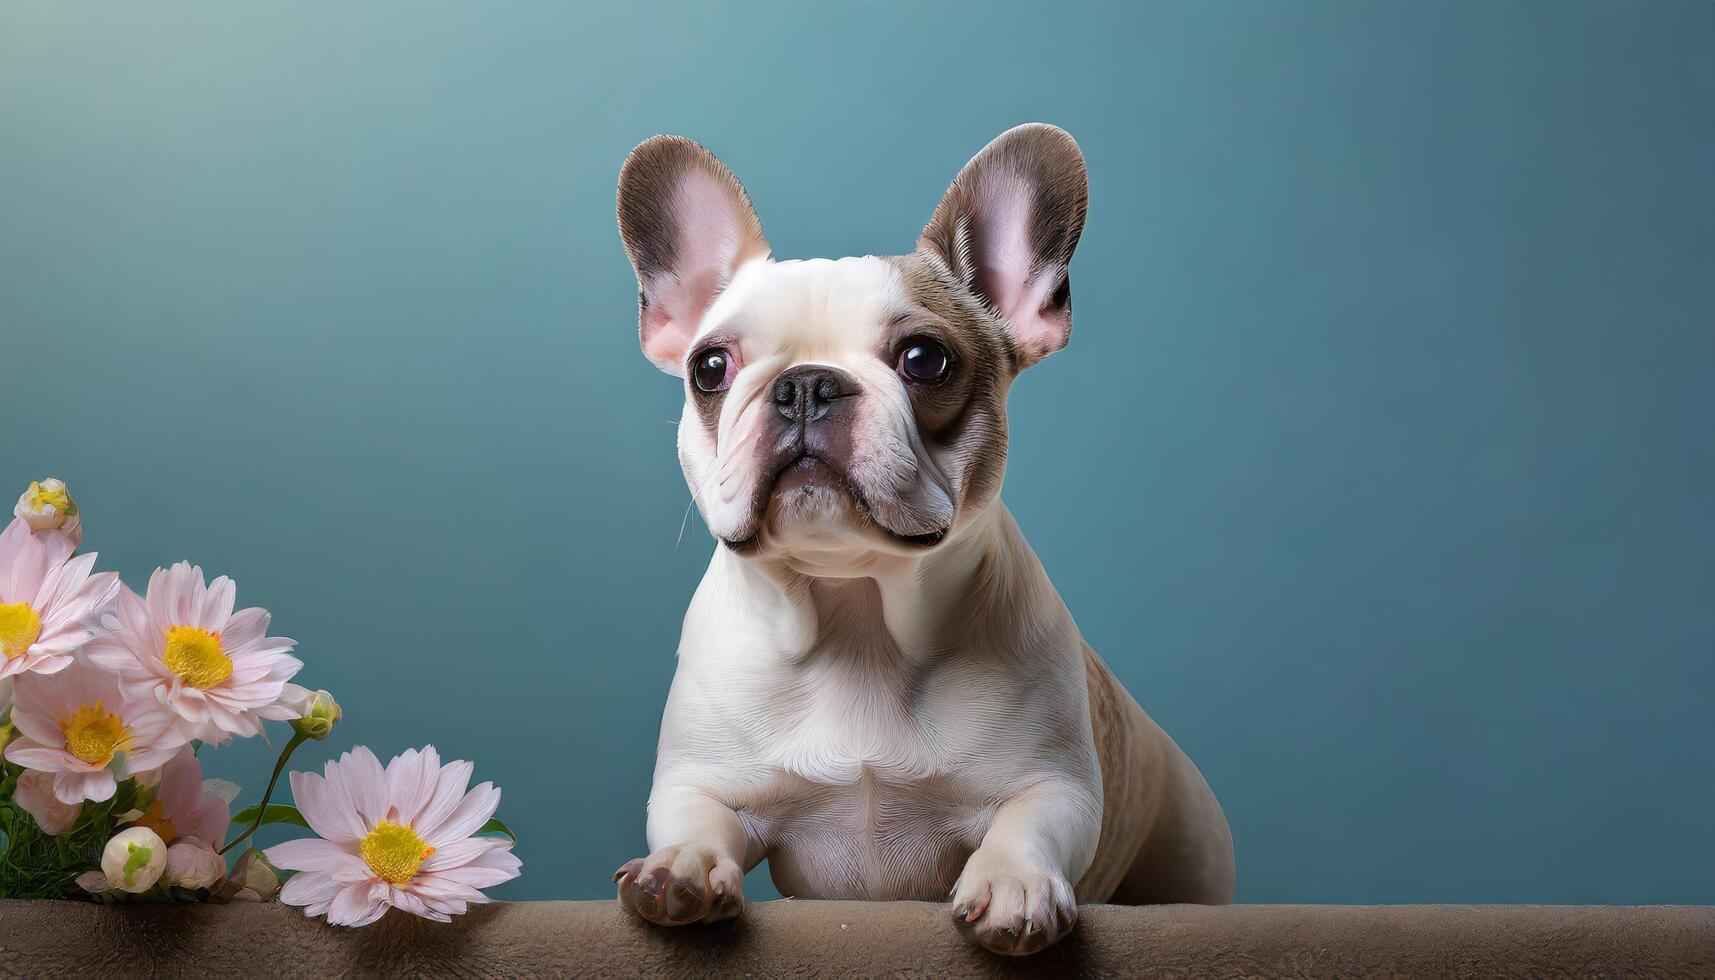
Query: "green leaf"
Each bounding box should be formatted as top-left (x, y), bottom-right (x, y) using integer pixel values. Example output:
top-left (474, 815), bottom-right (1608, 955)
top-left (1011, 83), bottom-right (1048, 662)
top-left (476, 818), bottom-right (516, 841)
top-left (229, 803), bottom-right (310, 831)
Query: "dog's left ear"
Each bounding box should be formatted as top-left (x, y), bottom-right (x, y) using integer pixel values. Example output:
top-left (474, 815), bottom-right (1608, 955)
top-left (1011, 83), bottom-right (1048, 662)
top-left (920, 124), bottom-right (1089, 368)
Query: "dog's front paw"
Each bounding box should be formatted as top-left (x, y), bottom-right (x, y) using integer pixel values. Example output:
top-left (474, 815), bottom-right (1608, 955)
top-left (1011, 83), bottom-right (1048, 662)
top-left (615, 843), bottom-right (745, 926)
top-left (950, 851), bottom-right (1077, 956)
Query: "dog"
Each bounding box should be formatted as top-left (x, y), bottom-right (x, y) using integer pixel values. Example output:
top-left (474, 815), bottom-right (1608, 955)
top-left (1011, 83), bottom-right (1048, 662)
top-left (612, 124), bottom-right (1234, 955)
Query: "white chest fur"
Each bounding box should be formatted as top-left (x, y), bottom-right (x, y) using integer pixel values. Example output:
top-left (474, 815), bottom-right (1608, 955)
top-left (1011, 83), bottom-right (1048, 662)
top-left (651, 528), bottom-right (1097, 899)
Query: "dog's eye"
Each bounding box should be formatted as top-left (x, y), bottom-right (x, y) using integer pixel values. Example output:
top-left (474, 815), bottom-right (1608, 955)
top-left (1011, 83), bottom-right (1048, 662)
top-left (691, 348), bottom-right (734, 393)
top-left (898, 338), bottom-right (952, 385)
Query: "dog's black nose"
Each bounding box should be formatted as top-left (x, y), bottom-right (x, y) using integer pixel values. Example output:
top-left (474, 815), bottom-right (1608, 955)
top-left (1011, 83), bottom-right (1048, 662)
top-left (772, 365), bottom-right (858, 423)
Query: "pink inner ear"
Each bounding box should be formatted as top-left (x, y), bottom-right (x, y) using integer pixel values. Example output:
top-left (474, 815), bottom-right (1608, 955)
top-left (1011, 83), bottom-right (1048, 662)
top-left (641, 171), bottom-right (764, 372)
top-left (971, 173), bottom-right (1070, 362)
top-left (642, 266), bottom-right (722, 370)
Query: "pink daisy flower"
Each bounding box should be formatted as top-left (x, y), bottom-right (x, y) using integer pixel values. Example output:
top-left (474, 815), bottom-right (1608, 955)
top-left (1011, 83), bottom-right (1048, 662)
top-left (4, 662), bottom-right (188, 803)
top-left (268, 746), bottom-right (521, 927)
top-left (130, 746), bottom-right (230, 848)
top-left (0, 516), bottom-right (120, 680)
top-left (86, 562), bottom-right (301, 742)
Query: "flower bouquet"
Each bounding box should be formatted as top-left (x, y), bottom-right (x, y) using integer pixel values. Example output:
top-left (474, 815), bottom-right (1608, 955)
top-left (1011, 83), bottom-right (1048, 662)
top-left (0, 479), bottom-right (520, 925)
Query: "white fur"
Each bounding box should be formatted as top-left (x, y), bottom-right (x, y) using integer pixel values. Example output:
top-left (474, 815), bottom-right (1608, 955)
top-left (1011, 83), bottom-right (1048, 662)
top-left (652, 508), bottom-right (1100, 899)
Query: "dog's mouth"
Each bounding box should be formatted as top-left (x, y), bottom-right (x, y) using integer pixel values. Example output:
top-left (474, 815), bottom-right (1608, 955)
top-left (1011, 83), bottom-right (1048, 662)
top-left (771, 453), bottom-right (844, 497)
top-left (720, 452), bottom-right (948, 554)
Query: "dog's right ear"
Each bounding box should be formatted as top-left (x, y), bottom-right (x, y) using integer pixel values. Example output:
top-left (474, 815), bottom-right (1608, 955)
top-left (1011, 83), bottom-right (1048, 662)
top-left (617, 136), bottom-right (770, 376)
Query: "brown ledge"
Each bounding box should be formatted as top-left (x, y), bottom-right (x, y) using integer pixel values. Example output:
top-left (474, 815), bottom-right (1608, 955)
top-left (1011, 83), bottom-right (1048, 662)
top-left (1, 899), bottom-right (1712, 977)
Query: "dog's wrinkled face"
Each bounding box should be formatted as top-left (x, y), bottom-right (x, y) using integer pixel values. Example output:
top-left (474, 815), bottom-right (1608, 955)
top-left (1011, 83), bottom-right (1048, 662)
top-left (617, 125), bottom-right (1088, 569)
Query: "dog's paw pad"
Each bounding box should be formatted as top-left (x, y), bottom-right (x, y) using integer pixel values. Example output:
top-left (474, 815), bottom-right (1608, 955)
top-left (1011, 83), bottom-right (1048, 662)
top-left (616, 844), bottom-right (744, 926)
top-left (950, 864), bottom-right (1076, 956)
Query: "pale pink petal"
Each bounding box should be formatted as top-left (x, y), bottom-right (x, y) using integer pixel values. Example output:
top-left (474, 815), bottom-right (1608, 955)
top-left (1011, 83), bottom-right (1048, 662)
top-left (23, 653), bottom-right (72, 675)
top-left (290, 770), bottom-right (367, 843)
top-left (110, 584), bottom-right (151, 638)
top-left (385, 746), bottom-right (443, 826)
top-left (81, 641), bottom-right (144, 676)
top-left (198, 699), bottom-right (260, 739)
top-left (169, 687), bottom-right (211, 724)
top-left (155, 748), bottom-right (200, 816)
top-left (211, 672), bottom-right (299, 709)
top-left (0, 518), bottom-right (29, 598)
top-left (225, 638), bottom-right (298, 665)
top-left (28, 553), bottom-right (95, 617)
top-left (55, 768), bottom-right (116, 804)
top-left (143, 565), bottom-right (176, 629)
top-left (387, 887), bottom-right (450, 922)
top-left (183, 790), bottom-right (230, 846)
top-left (219, 607), bottom-right (270, 650)
top-left (418, 836), bottom-right (505, 872)
top-left (76, 870), bottom-right (114, 894)
top-left (279, 869), bottom-right (345, 910)
top-left (251, 701), bottom-right (299, 721)
top-left (5, 741), bottom-right (73, 770)
top-left (8, 703), bottom-right (63, 745)
top-left (330, 861), bottom-right (380, 884)
top-left (421, 783), bottom-right (499, 846)
top-left (125, 740), bottom-right (188, 776)
top-left (196, 575), bottom-right (236, 631)
top-left (407, 874), bottom-right (488, 905)
top-left (171, 562), bottom-right (205, 624)
top-left (409, 887), bottom-right (469, 918)
top-left (14, 770), bottom-right (81, 834)
top-left (267, 838), bottom-right (367, 875)
top-left (328, 881), bottom-right (390, 927)
top-left (336, 747), bottom-right (388, 828)
top-left (425, 847), bottom-right (521, 890)
top-left (411, 760), bottom-right (474, 836)
top-left (1, 521), bottom-right (71, 602)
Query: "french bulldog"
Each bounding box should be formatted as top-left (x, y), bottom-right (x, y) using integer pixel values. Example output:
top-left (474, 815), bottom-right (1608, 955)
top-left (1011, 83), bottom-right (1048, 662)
top-left (612, 124), bottom-right (1234, 955)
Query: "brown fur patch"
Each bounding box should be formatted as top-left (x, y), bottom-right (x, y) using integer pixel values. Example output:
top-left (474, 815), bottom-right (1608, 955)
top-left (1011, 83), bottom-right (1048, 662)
top-left (883, 253), bottom-right (1012, 526)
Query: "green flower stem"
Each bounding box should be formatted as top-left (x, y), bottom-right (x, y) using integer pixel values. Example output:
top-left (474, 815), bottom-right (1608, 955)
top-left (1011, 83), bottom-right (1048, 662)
top-left (220, 731), bottom-right (308, 856)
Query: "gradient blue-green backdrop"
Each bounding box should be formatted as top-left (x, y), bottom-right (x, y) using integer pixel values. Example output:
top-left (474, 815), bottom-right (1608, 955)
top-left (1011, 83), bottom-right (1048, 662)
top-left (3, 2), bottom-right (1711, 903)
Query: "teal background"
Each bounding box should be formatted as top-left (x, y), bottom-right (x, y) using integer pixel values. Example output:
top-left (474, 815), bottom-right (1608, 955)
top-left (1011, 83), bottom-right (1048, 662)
top-left (2, 1), bottom-right (1711, 904)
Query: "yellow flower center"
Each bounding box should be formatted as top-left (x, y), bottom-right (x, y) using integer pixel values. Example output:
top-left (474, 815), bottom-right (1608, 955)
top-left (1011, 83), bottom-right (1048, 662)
top-left (61, 702), bottom-right (129, 767)
top-left (360, 820), bottom-right (435, 884)
top-left (0, 602), bottom-right (42, 660)
top-left (163, 625), bottom-right (233, 689)
top-left (130, 799), bottom-right (179, 844)
top-left (27, 481), bottom-right (73, 515)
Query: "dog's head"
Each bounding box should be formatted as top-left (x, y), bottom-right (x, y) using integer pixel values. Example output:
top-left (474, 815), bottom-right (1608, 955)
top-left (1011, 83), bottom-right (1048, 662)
top-left (617, 125), bottom-right (1087, 569)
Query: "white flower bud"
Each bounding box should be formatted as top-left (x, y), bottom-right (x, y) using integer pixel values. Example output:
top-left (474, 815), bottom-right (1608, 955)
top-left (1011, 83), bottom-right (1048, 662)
top-left (164, 838), bottom-right (226, 890)
top-left (232, 849), bottom-right (282, 901)
top-left (14, 479), bottom-right (81, 545)
top-left (101, 826), bottom-right (167, 893)
top-left (288, 688), bottom-right (341, 741)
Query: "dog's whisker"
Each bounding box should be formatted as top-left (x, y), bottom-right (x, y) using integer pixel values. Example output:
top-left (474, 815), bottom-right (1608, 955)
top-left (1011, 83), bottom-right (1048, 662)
top-left (674, 497), bottom-right (696, 552)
